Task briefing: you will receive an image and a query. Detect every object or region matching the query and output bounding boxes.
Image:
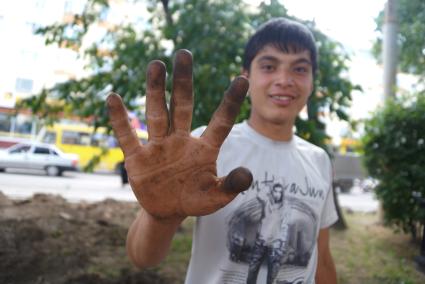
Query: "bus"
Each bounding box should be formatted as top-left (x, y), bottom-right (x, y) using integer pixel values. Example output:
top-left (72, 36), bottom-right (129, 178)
top-left (37, 123), bottom-right (148, 172)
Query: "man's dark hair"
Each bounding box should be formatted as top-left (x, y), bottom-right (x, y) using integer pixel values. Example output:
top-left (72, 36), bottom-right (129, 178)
top-left (243, 17), bottom-right (318, 75)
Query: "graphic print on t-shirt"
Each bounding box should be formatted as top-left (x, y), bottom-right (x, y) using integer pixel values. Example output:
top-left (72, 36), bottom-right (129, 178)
top-left (226, 172), bottom-right (320, 284)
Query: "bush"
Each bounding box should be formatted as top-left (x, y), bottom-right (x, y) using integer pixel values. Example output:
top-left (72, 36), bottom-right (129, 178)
top-left (362, 92), bottom-right (425, 237)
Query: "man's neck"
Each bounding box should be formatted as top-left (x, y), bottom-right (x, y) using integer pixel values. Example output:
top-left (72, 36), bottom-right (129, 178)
top-left (247, 117), bottom-right (294, 142)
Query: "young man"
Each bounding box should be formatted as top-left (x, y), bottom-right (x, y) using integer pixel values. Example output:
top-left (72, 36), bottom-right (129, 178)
top-left (107, 18), bottom-right (338, 284)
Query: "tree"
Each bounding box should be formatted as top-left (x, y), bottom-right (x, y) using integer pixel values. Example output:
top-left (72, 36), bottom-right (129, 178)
top-left (362, 92), bottom-right (425, 238)
top-left (373, 0), bottom-right (425, 81)
top-left (20, 0), bottom-right (358, 152)
top-left (369, 0), bottom-right (425, 237)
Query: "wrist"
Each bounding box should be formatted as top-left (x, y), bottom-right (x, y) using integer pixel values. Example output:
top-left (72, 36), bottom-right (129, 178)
top-left (139, 208), bottom-right (185, 229)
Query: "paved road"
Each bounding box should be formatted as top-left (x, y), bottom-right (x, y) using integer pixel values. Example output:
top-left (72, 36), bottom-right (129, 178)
top-left (0, 169), bottom-right (136, 203)
top-left (0, 170), bottom-right (379, 212)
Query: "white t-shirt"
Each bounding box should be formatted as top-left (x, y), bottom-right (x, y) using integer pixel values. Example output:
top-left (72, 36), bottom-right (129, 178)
top-left (185, 121), bottom-right (338, 284)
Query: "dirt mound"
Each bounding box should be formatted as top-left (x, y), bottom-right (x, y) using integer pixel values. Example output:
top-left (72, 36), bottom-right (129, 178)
top-left (0, 192), bottom-right (175, 284)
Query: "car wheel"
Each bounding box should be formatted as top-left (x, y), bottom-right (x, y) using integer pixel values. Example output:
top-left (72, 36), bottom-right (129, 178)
top-left (46, 166), bottom-right (61, 177)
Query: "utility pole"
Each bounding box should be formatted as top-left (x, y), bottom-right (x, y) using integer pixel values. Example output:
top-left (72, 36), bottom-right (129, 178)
top-left (383, 0), bottom-right (398, 99)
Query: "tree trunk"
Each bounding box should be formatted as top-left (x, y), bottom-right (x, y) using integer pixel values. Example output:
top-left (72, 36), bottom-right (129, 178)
top-left (332, 182), bottom-right (348, 230)
top-left (160, 0), bottom-right (173, 27)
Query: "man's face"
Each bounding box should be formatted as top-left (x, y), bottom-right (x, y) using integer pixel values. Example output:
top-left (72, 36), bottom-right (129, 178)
top-left (245, 45), bottom-right (314, 127)
top-left (271, 186), bottom-right (283, 203)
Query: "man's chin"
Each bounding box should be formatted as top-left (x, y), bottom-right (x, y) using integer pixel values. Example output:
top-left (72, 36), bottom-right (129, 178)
top-left (266, 115), bottom-right (295, 126)
top-left (249, 111), bottom-right (296, 127)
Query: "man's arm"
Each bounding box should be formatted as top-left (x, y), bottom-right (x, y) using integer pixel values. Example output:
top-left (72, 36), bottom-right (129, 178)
top-left (315, 228), bottom-right (337, 284)
top-left (126, 208), bottom-right (184, 268)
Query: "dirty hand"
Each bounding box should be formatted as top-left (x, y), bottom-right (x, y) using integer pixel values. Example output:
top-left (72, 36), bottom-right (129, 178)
top-left (107, 49), bottom-right (252, 221)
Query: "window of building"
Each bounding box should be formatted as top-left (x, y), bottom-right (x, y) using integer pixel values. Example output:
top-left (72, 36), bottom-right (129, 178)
top-left (64, 0), bottom-right (84, 14)
top-left (35, 0), bottom-right (46, 10)
top-left (14, 114), bottom-right (35, 135)
top-left (15, 78), bottom-right (34, 93)
top-left (0, 113), bottom-right (11, 132)
top-left (64, 0), bottom-right (73, 13)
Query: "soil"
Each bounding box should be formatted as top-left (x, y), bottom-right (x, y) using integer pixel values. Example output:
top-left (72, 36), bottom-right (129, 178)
top-left (0, 191), bottom-right (179, 284)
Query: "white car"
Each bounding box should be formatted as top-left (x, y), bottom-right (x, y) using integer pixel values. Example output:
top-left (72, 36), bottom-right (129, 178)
top-left (0, 142), bottom-right (79, 176)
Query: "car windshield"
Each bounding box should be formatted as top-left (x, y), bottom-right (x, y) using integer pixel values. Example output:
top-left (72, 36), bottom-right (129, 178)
top-left (9, 145), bottom-right (31, 154)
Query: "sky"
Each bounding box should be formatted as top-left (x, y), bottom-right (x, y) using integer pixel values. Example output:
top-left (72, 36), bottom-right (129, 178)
top-left (282, 0), bottom-right (386, 51)
top-left (244, 0), bottom-right (387, 51)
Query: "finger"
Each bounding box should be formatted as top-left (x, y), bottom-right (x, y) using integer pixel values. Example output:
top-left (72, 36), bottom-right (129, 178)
top-left (170, 49), bottom-right (193, 134)
top-left (106, 93), bottom-right (141, 157)
top-left (183, 167), bottom-right (253, 216)
top-left (146, 60), bottom-right (169, 141)
top-left (202, 76), bottom-right (249, 147)
top-left (202, 167), bottom-right (253, 212)
top-left (220, 167), bottom-right (253, 194)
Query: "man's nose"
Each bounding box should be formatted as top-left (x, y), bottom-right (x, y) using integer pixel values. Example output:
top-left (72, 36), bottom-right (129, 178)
top-left (274, 69), bottom-right (294, 87)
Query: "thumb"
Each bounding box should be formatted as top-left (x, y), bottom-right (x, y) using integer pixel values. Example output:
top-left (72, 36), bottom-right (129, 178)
top-left (221, 167), bottom-right (253, 194)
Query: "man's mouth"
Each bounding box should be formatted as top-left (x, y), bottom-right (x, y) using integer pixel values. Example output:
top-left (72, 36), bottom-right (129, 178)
top-left (269, 94), bottom-right (295, 101)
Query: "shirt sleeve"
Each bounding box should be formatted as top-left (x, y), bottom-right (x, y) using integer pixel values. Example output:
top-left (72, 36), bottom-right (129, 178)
top-left (320, 155), bottom-right (339, 228)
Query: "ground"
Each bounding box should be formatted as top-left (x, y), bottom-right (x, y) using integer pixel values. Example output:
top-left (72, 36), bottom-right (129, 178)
top-left (1, 191), bottom-right (425, 284)
top-left (0, 191), bottom-right (187, 284)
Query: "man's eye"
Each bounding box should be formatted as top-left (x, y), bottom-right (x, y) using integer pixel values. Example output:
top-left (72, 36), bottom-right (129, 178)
top-left (261, 65), bottom-right (275, 71)
top-left (294, 66), bottom-right (308, 73)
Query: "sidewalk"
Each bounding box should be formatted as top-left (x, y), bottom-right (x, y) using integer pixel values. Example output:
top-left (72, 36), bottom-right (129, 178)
top-left (337, 187), bottom-right (379, 213)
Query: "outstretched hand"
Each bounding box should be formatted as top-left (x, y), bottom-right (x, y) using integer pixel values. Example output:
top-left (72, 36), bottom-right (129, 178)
top-left (107, 49), bottom-right (252, 221)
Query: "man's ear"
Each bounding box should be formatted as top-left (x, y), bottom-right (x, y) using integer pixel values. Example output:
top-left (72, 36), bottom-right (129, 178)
top-left (242, 68), bottom-right (249, 77)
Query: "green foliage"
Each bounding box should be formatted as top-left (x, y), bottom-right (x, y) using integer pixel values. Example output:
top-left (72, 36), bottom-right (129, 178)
top-left (373, 0), bottom-right (425, 81)
top-left (21, 0), bottom-right (358, 150)
top-left (161, 0), bottom-right (251, 128)
top-left (362, 92), bottom-right (425, 236)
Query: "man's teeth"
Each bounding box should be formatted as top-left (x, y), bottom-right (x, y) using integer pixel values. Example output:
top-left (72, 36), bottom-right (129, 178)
top-left (271, 95), bottom-right (291, 101)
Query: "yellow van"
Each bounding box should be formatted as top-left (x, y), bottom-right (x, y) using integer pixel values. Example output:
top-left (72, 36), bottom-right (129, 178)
top-left (37, 123), bottom-right (148, 172)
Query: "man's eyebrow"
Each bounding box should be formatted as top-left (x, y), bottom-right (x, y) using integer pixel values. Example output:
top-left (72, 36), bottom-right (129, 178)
top-left (256, 55), bottom-right (312, 65)
top-left (293, 58), bottom-right (312, 65)
top-left (257, 55), bottom-right (279, 62)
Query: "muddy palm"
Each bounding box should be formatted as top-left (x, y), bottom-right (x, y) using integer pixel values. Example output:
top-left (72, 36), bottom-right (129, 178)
top-left (107, 49), bottom-right (252, 221)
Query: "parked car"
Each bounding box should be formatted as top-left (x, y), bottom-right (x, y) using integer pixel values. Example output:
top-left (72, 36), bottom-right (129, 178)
top-left (0, 142), bottom-right (79, 176)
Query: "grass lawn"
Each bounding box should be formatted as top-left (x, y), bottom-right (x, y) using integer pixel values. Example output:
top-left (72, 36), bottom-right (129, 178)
top-left (159, 211), bottom-right (425, 283)
top-left (332, 211), bottom-right (425, 284)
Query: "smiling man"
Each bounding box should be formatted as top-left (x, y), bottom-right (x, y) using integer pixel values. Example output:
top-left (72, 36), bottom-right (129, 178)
top-left (107, 17), bottom-right (338, 284)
